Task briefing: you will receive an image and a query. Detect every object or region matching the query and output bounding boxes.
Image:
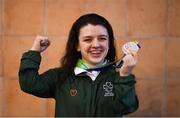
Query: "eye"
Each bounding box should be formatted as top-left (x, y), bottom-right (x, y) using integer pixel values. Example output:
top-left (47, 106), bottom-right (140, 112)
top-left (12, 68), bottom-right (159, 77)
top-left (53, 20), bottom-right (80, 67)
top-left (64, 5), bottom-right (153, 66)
top-left (99, 37), bottom-right (107, 41)
top-left (83, 38), bottom-right (92, 42)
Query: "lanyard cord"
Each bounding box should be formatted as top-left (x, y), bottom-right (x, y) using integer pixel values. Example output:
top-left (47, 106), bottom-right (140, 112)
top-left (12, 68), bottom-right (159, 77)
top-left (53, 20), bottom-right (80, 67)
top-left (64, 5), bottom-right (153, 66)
top-left (86, 47), bottom-right (140, 71)
top-left (86, 41), bottom-right (141, 71)
top-left (86, 54), bottom-right (125, 71)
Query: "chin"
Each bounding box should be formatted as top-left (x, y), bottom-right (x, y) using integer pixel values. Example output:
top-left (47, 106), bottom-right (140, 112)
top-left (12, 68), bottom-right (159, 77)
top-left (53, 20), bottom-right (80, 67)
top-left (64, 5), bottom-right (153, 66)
top-left (90, 58), bottom-right (104, 65)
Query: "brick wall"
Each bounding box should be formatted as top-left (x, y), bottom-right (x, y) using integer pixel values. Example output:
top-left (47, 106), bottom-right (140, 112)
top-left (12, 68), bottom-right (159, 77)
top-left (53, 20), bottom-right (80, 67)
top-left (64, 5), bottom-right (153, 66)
top-left (0, 0), bottom-right (180, 117)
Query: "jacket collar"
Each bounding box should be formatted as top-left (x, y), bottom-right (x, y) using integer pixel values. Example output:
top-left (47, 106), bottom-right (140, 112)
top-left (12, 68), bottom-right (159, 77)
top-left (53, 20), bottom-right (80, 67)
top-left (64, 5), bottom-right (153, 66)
top-left (74, 67), bottom-right (100, 81)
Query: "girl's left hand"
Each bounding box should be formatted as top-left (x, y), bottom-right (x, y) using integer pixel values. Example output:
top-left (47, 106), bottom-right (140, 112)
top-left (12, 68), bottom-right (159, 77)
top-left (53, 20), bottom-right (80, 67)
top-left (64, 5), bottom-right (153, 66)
top-left (119, 51), bottom-right (138, 76)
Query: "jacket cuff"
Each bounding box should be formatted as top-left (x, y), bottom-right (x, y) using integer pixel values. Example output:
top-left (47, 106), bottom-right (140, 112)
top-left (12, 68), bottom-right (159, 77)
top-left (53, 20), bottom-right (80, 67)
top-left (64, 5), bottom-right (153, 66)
top-left (114, 73), bottom-right (136, 84)
top-left (20, 50), bottom-right (41, 70)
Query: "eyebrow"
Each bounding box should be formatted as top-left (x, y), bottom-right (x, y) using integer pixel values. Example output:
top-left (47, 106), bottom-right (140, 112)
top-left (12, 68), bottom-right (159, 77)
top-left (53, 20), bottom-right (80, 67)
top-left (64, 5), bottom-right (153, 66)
top-left (82, 35), bottom-right (109, 38)
top-left (99, 35), bottom-right (109, 37)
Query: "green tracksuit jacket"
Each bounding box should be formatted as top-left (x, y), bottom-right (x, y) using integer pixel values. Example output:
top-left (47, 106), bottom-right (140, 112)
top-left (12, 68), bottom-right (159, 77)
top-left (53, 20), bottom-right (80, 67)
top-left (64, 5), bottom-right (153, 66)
top-left (19, 51), bottom-right (139, 117)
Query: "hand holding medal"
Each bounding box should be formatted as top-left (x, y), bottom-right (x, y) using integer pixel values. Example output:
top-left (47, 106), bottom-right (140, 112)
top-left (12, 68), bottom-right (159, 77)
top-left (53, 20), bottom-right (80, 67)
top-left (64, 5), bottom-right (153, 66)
top-left (86, 41), bottom-right (141, 72)
top-left (122, 41), bottom-right (141, 54)
top-left (119, 41), bottom-right (141, 76)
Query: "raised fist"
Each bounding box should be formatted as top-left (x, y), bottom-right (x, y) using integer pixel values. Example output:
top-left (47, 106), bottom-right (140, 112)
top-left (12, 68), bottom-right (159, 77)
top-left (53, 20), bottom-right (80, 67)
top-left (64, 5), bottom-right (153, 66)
top-left (30, 35), bottom-right (50, 53)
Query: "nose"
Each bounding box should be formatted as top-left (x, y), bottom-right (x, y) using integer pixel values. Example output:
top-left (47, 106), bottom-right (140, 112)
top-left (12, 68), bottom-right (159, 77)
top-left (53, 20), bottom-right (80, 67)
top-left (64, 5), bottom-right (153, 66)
top-left (92, 38), bottom-right (100, 48)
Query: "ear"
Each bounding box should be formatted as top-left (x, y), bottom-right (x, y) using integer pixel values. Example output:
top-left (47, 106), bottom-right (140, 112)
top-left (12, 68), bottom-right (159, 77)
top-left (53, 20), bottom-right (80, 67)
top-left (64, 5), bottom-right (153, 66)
top-left (76, 45), bottom-right (80, 52)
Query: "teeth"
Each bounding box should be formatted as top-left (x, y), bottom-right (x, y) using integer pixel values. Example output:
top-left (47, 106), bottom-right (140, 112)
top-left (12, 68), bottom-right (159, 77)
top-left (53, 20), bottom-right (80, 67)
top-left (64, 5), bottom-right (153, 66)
top-left (91, 53), bottom-right (101, 54)
top-left (91, 52), bottom-right (101, 54)
top-left (90, 50), bottom-right (102, 53)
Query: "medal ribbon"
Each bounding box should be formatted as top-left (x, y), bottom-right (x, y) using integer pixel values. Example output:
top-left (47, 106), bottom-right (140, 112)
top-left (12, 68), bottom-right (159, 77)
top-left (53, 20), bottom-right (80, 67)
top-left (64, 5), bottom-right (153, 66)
top-left (76, 41), bottom-right (141, 71)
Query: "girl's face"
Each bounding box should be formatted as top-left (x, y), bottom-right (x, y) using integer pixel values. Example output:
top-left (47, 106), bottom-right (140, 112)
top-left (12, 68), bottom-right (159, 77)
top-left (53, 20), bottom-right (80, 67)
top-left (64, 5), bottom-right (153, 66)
top-left (77, 24), bottom-right (109, 68)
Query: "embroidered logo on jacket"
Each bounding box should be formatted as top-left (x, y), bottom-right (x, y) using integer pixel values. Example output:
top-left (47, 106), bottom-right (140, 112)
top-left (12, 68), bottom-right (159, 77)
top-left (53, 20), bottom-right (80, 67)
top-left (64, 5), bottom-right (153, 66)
top-left (70, 88), bottom-right (77, 96)
top-left (103, 82), bottom-right (114, 97)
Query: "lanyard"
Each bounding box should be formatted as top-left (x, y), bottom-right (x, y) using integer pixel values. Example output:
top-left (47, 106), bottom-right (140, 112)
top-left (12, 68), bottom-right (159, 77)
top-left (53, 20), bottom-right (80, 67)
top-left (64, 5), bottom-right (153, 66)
top-left (76, 41), bottom-right (141, 72)
top-left (86, 41), bottom-right (141, 71)
top-left (86, 55), bottom-right (125, 71)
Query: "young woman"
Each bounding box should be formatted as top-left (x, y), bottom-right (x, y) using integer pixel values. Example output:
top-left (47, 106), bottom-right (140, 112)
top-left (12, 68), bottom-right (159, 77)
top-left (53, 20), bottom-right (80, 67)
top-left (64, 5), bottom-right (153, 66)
top-left (19, 13), bottom-right (139, 117)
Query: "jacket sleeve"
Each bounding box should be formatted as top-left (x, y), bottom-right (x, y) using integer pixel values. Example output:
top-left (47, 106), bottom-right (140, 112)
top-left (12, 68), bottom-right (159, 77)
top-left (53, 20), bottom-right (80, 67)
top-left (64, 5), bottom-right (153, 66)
top-left (113, 73), bottom-right (139, 115)
top-left (18, 51), bottom-right (57, 98)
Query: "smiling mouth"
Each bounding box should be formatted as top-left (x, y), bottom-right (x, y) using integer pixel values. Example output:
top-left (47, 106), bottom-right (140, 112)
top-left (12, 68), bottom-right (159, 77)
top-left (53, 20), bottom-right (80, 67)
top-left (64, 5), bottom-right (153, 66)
top-left (90, 50), bottom-right (103, 57)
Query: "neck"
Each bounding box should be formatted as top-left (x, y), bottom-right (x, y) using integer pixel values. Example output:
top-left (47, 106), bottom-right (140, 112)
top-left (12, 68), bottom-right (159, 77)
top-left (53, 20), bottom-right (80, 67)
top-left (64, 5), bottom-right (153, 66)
top-left (82, 59), bottom-right (106, 69)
